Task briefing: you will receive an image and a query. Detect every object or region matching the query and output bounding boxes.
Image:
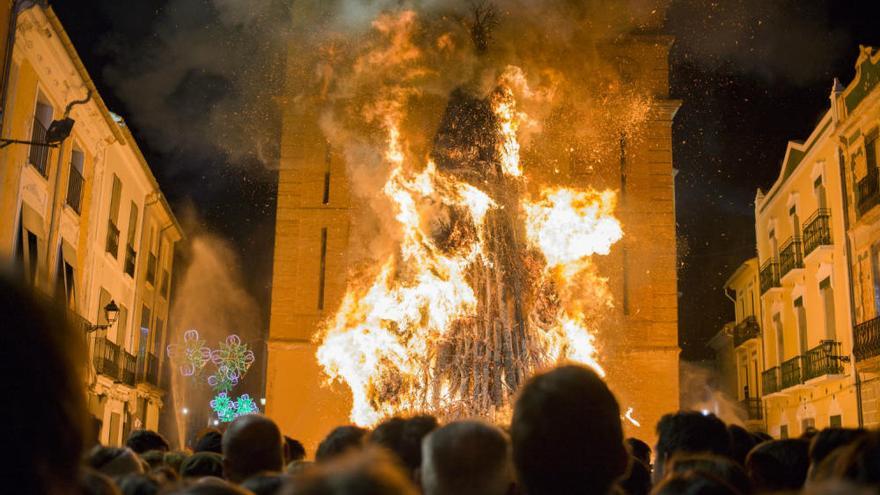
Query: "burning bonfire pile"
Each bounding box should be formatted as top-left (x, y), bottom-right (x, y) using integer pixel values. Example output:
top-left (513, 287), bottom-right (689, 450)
top-left (311, 5), bottom-right (638, 427)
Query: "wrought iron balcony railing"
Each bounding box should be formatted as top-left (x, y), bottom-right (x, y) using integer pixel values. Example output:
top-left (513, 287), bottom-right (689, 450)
top-left (93, 336), bottom-right (121, 379)
top-left (740, 398), bottom-right (763, 421)
top-left (124, 245), bottom-right (137, 277)
top-left (803, 209), bottom-right (832, 256)
top-left (66, 166), bottom-right (84, 214)
top-left (855, 316), bottom-right (880, 361)
top-left (28, 118), bottom-right (49, 176)
top-left (762, 366), bottom-right (781, 395)
top-left (106, 220), bottom-right (120, 258)
top-left (733, 316), bottom-right (761, 347)
top-left (121, 351), bottom-right (137, 386)
top-left (858, 170), bottom-right (880, 217)
top-left (760, 260), bottom-right (780, 294)
top-left (803, 340), bottom-right (844, 380)
top-left (781, 356), bottom-right (804, 389)
top-left (779, 237), bottom-right (804, 278)
top-left (137, 353), bottom-right (160, 387)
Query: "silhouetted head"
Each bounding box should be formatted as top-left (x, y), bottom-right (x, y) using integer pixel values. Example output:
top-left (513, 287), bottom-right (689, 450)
top-left (127, 430), bottom-right (170, 454)
top-left (180, 452), bottom-right (224, 479)
top-left (223, 414), bottom-right (285, 483)
top-left (667, 453), bottom-right (750, 494)
top-left (117, 473), bottom-right (161, 495)
top-left (315, 425), bottom-right (368, 463)
top-left (726, 425), bottom-right (756, 467)
top-left (833, 431), bottom-right (880, 485)
top-left (242, 473), bottom-right (290, 495)
top-left (627, 438), bottom-right (652, 468)
top-left (745, 439), bottom-right (809, 491)
top-left (195, 429), bottom-right (224, 454)
top-left (0, 276), bottom-right (89, 493)
top-left (421, 420), bottom-right (514, 495)
top-left (79, 467), bottom-right (122, 495)
top-left (285, 448), bottom-right (418, 495)
top-left (511, 365), bottom-right (628, 495)
top-left (654, 411), bottom-right (730, 481)
top-left (651, 471), bottom-right (738, 495)
top-left (808, 428), bottom-right (866, 480)
top-left (285, 436), bottom-right (307, 463)
top-left (617, 457), bottom-right (651, 495)
top-left (87, 446), bottom-right (146, 478)
top-left (370, 415), bottom-right (439, 478)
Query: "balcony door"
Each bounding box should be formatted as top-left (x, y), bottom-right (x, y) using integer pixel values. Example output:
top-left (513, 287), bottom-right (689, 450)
top-left (814, 176), bottom-right (827, 211)
top-left (774, 313), bottom-right (784, 366)
top-left (820, 277), bottom-right (836, 341)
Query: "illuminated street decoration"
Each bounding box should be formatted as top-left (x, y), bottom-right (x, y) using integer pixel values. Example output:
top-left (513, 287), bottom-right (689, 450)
top-left (209, 392), bottom-right (260, 422)
top-left (166, 329), bottom-right (212, 376)
top-left (210, 392), bottom-right (237, 423)
top-left (211, 335), bottom-right (255, 384)
top-left (207, 365), bottom-right (238, 392)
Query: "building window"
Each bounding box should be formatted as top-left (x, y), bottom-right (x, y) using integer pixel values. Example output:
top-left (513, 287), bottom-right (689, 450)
top-left (118, 304), bottom-right (129, 351)
top-left (54, 250), bottom-right (75, 310)
top-left (124, 201), bottom-right (138, 277)
top-left (790, 205), bottom-right (800, 238)
top-left (830, 415), bottom-right (842, 427)
top-left (28, 99), bottom-right (53, 176)
top-left (780, 424), bottom-right (789, 439)
top-left (814, 176), bottom-right (827, 210)
top-left (318, 227), bottom-right (328, 310)
top-left (794, 296), bottom-right (807, 353)
top-left (820, 277), bottom-right (837, 340)
top-left (106, 175), bottom-right (122, 258)
top-left (773, 313), bottom-right (784, 366)
top-left (802, 418), bottom-right (816, 433)
top-left (66, 149), bottom-right (85, 214)
top-left (153, 318), bottom-right (164, 356)
top-left (323, 142), bottom-right (331, 205)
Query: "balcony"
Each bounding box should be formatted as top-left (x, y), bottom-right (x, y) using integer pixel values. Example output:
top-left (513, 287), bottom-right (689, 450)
top-left (760, 260), bottom-right (780, 294)
top-left (146, 253), bottom-right (157, 285)
top-left (66, 166), bottom-right (84, 214)
top-left (733, 316), bottom-right (761, 347)
top-left (779, 238), bottom-right (804, 279)
top-left (124, 245), bottom-right (137, 277)
top-left (121, 351), bottom-right (137, 386)
top-left (106, 220), bottom-right (120, 258)
top-left (138, 353), bottom-right (160, 387)
top-left (802, 209), bottom-right (832, 257)
top-left (28, 118), bottom-right (49, 176)
top-left (740, 398), bottom-right (763, 421)
top-left (855, 316), bottom-right (880, 361)
top-left (804, 340), bottom-right (844, 380)
top-left (93, 336), bottom-right (121, 379)
top-left (857, 170), bottom-right (880, 217)
top-left (781, 356), bottom-right (804, 389)
top-left (762, 367), bottom-right (781, 395)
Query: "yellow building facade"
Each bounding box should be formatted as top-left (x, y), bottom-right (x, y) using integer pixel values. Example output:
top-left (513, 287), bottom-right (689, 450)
top-left (0, 5), bottom-right (182, 445)
top-left (839, 47), bottom-right (880, 427)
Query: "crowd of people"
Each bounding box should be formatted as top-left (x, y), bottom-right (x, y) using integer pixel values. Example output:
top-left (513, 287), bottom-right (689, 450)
top-left (5, 277), bottom-right (880, 494)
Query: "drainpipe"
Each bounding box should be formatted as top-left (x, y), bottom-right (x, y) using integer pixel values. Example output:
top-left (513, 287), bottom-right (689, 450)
top-left (45, 89), bottom-right (92, 289)
top-left (837, 138), bottom-right (863, 427)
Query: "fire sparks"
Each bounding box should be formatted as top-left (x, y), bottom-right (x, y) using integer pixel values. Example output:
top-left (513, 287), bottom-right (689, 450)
top-left (316, 71), bottom-right (623, 425)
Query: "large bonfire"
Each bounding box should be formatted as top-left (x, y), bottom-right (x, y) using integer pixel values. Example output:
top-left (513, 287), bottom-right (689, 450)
top-left (313, 5), bottom-right (637, 427)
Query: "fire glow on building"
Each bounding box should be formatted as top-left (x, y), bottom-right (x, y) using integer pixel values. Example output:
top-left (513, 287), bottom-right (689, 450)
top-left (268, 0), bottom-right (680, 447)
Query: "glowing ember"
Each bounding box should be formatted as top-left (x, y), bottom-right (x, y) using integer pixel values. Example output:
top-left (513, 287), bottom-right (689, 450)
top-left (316, 70), bottom-right (623, 425)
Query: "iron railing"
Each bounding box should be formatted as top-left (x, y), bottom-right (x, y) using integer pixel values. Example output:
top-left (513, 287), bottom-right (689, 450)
top-left (779, 238), bottom-right (804, 278)
top-left (781, 356), bottom-right (804, 389)
top-left (93, 336), bottom-right (121, 379)
top-left (124, 245), bottom-right (137, 277)
top-left (28, 118), bottom-right (49, 176)
top-left (803, 209), bottom-right (832, 256)
top-left (855, 316), bottom-right (880, 361)
top-left (733, 316), bottom-right (761, 347)
top-left (138, 353), bottom-right (160, 387)
top-left (66, 166), bottom-right (84, 214)
top-left (146, 253), bottom-right (157, 285)
top-left (762, 367), bottom-right (781, 395)
top-left (760, 260), bottom-right (780, 294)
top-left (858, 170), bottom-right (880, 217)
top-left (740, 398), bottom-right (763, 421)
top-left (106, 220), bottom-right (120, 258)
top-left (121, 351), bottom-right (137, 386)
top-left (804, 340), bottom-right (844, 380)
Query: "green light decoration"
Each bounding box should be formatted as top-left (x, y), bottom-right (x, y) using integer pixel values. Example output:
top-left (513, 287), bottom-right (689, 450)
top-left (207, 365), bottom-right (238, 392)
top-left (211, 335), bottom-right (256, 383)
top-left (210, 392), bottom-right (237, 422)
top-left (209, 392), bottom-right (260, 422)
top-left (235, 394), bottom-right (258, 416)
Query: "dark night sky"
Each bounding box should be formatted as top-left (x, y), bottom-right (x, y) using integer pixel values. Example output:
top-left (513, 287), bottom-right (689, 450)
top-left (49, 0), bottom-right (880, 361)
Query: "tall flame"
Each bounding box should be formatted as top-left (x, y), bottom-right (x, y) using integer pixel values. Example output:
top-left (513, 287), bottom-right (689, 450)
top-left (317, 77), bottom-right (623, 426)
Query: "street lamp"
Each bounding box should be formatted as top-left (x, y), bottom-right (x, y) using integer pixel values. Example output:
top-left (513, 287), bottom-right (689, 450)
top-left (0, 117), bottom-right (74, 149)
top-left (88, 300), bottom-right (120, 332)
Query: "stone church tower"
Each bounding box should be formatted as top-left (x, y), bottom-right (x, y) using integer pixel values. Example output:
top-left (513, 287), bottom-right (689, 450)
top-left (267, 7), bottom-right (680, 449)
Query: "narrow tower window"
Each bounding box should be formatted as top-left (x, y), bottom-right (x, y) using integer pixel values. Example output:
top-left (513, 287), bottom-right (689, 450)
top-left (318, 227), bottom-right (328, 310)
top-left (323, 142), bottom-right (331, 205)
